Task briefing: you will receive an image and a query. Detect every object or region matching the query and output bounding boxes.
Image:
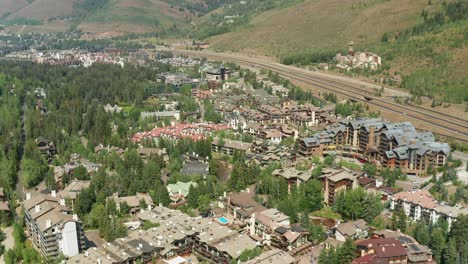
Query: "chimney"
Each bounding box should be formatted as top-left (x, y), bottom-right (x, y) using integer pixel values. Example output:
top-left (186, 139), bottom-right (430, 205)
top-left (73, 214), bottom-right (78, 221)
top-left (85, 251), bottom-right (89, 257)
top-left (60, 199), bottom-right (66, 206)
top-left (51, 190), bottom-right (56, 198)
top-left (139, 243), bottom-right (143, 248)
top-left (26, 193), bottom-right (32, 200)
top-left (35, 204), bottom-right (41, 213)
top-left (97, 258), bottom-right (102, 264)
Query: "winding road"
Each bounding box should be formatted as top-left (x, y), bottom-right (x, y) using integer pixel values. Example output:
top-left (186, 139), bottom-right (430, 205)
top-left (174, 50), bottom-right (468, 142)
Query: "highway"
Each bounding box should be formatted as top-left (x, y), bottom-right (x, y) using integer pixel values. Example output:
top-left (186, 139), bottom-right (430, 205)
top-left (175, 50), bottom-right (468, 142)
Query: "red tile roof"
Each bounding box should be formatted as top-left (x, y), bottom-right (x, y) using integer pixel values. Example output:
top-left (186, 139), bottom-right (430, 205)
top-left (352, 254), bottom-right (375, 264)
top-left (357, 238), bottom-right (407, 259)
top-left (358, 177), bottom-right (375, 186)
top-left (132, 122), bottom-right (231, 143)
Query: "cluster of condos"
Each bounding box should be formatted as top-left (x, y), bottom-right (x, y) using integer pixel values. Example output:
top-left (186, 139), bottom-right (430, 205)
top-left (64, 195), bottom-right (307, 264)
top-left (22, 167), bottom-right (466, 263)
top-left (23, 187), bottom-right (306, 264)
top-left (299, 118), bottom-right (450, 175)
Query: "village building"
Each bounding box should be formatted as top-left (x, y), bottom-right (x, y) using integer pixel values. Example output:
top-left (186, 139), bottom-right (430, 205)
top-left (372, 229), bottom-right (436, 264)
top-left (249, 209), bottom-right (311, 255)
top-left (180, 160), bottom-right (209, 177)
top-left (36, 137), bottom-right (56, 161)
top-left (390, 190), bottom-right (468, 230)
top-left (204, 66), bottom-right (230, 82)
top-left (299, 118), bottom-right (450, 175)
top-left (319, 168), bottom-right (359, 205)
top-left (140, 110), bottom-right (181, 121)
top-left (137, 147), bottom-right (169, 162)
top-left (335, 42), bottom-right (382, 71)
top-left (354, 238), bottom-right (407, 264)
top-left (157, 72), bottom-right (198, 90)
top-left (167, 181), bottom-right (197, 207)
top-left (69, 205), bottom-right (259, 264)
top-left (132, 122), bottom-right (231, 143)
top-left (109, 192), bottom-right (154, 215)
top-left (243, 248), bottom-right (296, 264)
top-left (58, 180), bottom-right (91, 209)
top-left (272, 167), bottom-right (313, 193)
top-left (226, 191), bottom-right (267, 223)
top-left (211, 137), bottom-right (252, 155)
top-left (24, 191), bottom-right (85, 259)
top-left (333, 219), bottom-right (369, 242)
top-left (104, 104), bottom-right (122, 113)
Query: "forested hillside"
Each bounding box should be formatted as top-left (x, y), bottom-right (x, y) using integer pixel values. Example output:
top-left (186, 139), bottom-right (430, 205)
top-left (279, 0), bottom-right (468, 104)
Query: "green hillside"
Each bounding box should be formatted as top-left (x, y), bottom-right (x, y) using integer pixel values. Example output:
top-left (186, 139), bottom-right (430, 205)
top-left (0, 0), bottom-right (224, 35)
top-left (206, 0), bottom-right (430, 57)
top-left (279, 0), bottom-right (468, 104)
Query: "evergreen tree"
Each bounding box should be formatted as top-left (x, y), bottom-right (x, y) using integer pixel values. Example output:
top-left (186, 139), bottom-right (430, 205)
top-left (187, 184), bottom-right (199, 208)
top-left (397, 209), bottom-right (407, 232)
top-left (299, 179), bottom-right (323, 213)
top-left (337, 238), bottom-right (357, 264)
top-left (73, 165), bottom-right (89, 180)
top-left (75, 187), bottom-right (96, 216)
top-left (449, 214), bottom-right (468, 262)
top-left (444, 238), bottom-right (457, 264)
top-left (412, 222), bottom-right (430, 245)
top-left (431, 228), bottom-right (446, 263)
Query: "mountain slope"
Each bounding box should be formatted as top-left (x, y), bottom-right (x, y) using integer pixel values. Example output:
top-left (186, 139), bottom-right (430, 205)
top-left (7, 0), bottom-right (78, 21)
top-left (0, 0), bottom-right (199, 35)
top-left (0, 0), bottom-right (29, 18)
top-left (77, 0), bottom-right (194, 35)
top-left (206, 0), bottom-right (430, 57)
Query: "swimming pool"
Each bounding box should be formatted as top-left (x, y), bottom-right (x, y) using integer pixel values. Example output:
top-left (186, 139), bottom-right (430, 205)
top-left (218, 217), bottom-right (229, 224)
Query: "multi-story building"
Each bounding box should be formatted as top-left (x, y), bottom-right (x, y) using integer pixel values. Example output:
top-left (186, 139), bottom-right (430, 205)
top-left (211, 137), bottom-right (252, 155)
top-left (272, 167), bottom-right (313, 193)
top-left (372, 229), bottom-right (436, 264)
top-left (390, 190), bottom-right (468, 230)
top-left (299, 119), bottom-right (450, 175)
top-left (333, 219), bottom-right (369, 242)
top-left (23, 191), bottom-right (85, 259)
top-left (319, 168), bottom-right (359, 205)
top-left (354, 238), bottom-right (407, 264)
top-left (109, 192), bottom-right (154, 215)
top-left (244, 248), bottom-right (296, 264)
top-left (226, 191), bottom-right (267, 223)
top-left (248, 208), bottom-right (311, 255)
top-left (68, 206), bottom-right (258, 264)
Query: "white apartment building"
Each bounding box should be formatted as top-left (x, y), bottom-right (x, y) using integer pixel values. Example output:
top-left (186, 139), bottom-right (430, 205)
top-left (390, 190), bottom-right (468, 230)
top-left (23, 191), bottom-right (85, 259)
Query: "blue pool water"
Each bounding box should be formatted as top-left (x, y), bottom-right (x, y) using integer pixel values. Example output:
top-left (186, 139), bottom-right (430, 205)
top-left (218, 217), bottom-right (229, 224)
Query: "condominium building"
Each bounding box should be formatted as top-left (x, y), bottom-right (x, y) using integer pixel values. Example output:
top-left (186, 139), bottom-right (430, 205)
top-left (390, 190), bottom-right (468, 230)
top-left (319, 168), bottom-right (359, 205)
top-left (68, 206), bottom-right (258, 264)
top-left (23, 191), bottom-right (85, 259)
top-left (299, 119), bottom-right (450, 175)
top-left (248, 208), bottom-right (311, 255)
